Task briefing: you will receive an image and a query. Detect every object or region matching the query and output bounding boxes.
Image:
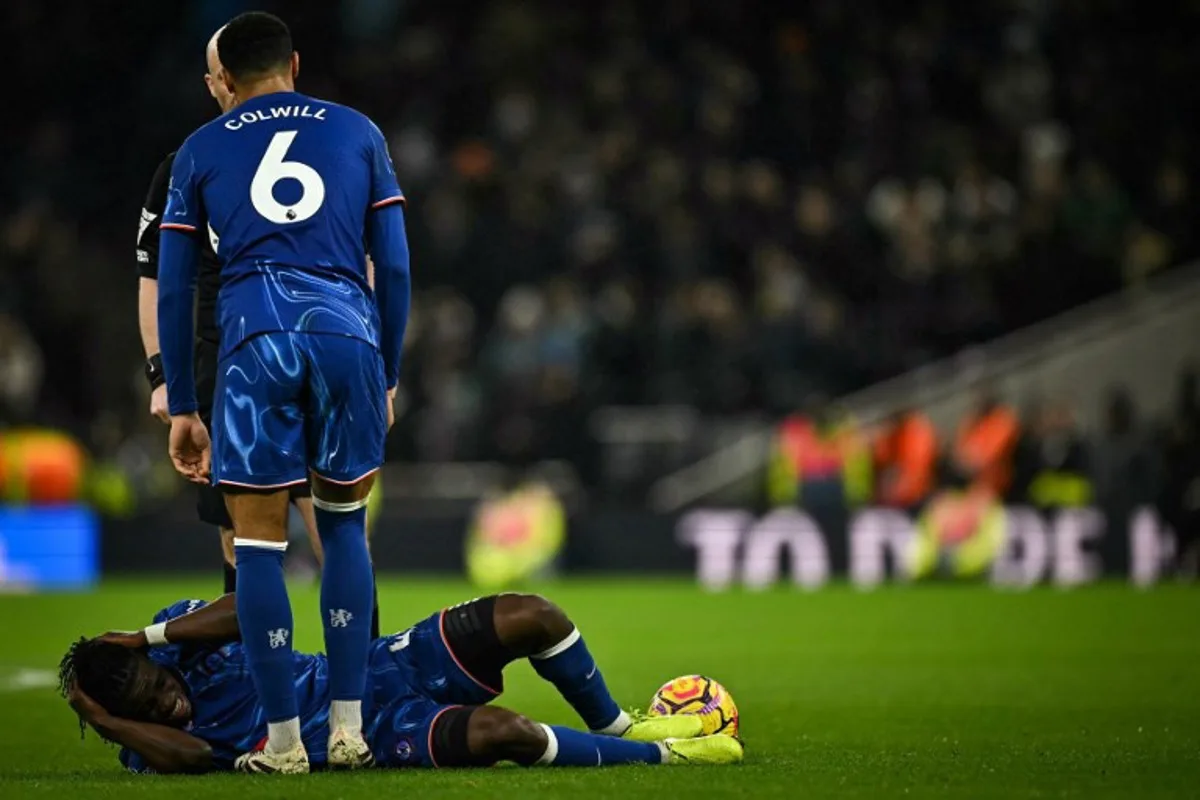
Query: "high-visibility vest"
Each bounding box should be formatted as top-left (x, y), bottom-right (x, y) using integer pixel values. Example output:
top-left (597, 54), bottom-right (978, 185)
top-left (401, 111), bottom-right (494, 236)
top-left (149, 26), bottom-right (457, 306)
top-left (467, 484), bottom-right (565, 589)
top-left (954, 408), bottom-right (1020, 496)
top-left (768, 416), bottom-right (872, 506)
top-left (873, 414), bottom-right (938, 507)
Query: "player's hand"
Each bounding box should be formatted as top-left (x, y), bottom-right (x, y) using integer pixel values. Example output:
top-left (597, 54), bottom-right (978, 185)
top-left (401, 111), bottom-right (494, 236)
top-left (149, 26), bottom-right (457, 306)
top-left (97, 630), bottom-right (149, 650)
top-left (149, 385), bottom-right (170, 424)
top-left (66, 678), bottom-right (111, 727)
top-left (169, 413), bottom-right (211, 484)
top-left (386, 386), bottom-right (398, 431)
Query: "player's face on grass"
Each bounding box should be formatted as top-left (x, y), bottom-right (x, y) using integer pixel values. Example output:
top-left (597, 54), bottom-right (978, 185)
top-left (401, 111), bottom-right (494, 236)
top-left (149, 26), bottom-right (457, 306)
top-left (124, 657), bottom-right (192, 727)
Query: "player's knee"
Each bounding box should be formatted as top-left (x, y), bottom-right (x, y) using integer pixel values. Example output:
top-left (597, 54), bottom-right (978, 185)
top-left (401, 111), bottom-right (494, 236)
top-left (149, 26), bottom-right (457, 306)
top-left (466, 707), bottom-right (547, 766)
top-left (494, 594), bottom-right (573, 655)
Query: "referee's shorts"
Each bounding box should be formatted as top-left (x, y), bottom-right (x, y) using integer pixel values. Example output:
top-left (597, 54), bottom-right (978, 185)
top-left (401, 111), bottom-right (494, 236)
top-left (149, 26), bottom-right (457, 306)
top-left (193, 338), bottom-right (311, 529)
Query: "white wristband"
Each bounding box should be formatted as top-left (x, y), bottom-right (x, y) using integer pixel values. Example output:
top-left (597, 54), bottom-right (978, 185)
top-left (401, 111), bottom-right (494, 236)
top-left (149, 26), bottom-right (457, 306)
top-left (144, 622), bottom-right (169, 647)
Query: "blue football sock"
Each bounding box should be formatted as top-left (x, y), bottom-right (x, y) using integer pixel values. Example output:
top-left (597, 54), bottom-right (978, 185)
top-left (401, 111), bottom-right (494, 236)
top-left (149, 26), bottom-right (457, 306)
top-left (234, 541), bottom-right (298, 726)
top-left (530, 629), bottom-right (625, 732)
top-left (315, 503), bottom-right (374, 715)
top-left (535, 725), bottom-right (664, 767)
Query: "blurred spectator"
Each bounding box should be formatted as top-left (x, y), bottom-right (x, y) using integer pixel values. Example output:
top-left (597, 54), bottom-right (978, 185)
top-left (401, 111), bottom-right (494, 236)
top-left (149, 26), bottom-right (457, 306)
top-left (1060, 161), bottom-right (1132, 298)
top-left (1017, 399), bottom-right (1093, 510)
top-left (466, 474), bottom-right (566, 589)
top-left (0, 314), bottom-right (43, 424)
top-left (1092, 388), bottom-right (1159, 536)
top-left (952, 388), bottom-right (1021, 499)
top-left (768, 399), bottom-right (872, 514)
top-left (2, 0), bottom-right (1199, 476)
top-left (872, 407), bottom-right (938, 512)
top-left (1157, 370), bottom-right (1200, 577)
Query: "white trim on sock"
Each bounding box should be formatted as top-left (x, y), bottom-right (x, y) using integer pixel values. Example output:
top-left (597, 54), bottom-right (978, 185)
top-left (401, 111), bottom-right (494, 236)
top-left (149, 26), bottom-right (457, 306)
top-left (233, 537), bottom-right (289, 551)
top-left (266, 717), bottom-right (303, 754)
top-left (311, 495), bottom-right (370, 513)
top-left (656, 742), bottom-right (669, 764)
top-left (535, 724), bottom-right (559, 766)
top-left (593, 709), bottom-right (632, 736)
top-left (529, 627), bottom-right (581, 661)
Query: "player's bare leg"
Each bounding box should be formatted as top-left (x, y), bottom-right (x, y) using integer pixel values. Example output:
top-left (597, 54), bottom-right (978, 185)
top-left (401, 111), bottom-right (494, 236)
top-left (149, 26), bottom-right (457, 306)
top-left (293, 496), bottom-right (324, 563)
top-left (224, 488), bottom-right (309, 774)
top-left (310, 471), bottom-right (377, 769)
top-left (218, 526), bottom-right (238, 592)
top-left (434, 706), bottom-right (741, 767)
top-left (486, 594), bottom-right (702, 741)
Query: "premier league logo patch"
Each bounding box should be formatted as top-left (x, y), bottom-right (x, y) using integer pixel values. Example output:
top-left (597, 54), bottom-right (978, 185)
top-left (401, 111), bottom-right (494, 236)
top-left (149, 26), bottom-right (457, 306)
top-left (394, 737), bottom-right (414, 762)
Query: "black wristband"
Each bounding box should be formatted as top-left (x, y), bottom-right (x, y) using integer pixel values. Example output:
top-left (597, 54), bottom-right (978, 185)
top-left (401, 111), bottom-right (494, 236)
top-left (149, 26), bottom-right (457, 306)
top-left (144, 353), bottom-right (165, 390)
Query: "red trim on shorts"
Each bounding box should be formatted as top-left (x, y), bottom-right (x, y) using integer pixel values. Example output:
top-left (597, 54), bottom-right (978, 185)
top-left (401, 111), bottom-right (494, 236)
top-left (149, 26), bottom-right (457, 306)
top-left (426, 705), bottom-right (460, 768)
top-left (371, 195), bottom-right (406, 210)
top-left (217, 477), bottom-right (309, 490)
top-left (160, 222), bottom-right (198, 232)
top-left (310, 466), bottom-right (380, 486)
top-left (438, 609), bottom-right (502, 696)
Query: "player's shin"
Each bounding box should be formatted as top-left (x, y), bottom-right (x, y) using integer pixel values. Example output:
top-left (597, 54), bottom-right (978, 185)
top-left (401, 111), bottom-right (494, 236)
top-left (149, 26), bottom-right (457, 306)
top-left (234, 539), bottom-right (302, 754)
top-left (534, 725), bottom-right (664, 767)
top-left (530, 628), bottom-right (629, 735)
top-left (313, 495), bottom-right (374, 736)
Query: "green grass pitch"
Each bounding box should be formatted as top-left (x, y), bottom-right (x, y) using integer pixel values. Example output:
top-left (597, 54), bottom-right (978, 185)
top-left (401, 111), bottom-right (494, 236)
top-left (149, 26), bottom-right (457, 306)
top-left (1, 579), bottom-right (1198, 798)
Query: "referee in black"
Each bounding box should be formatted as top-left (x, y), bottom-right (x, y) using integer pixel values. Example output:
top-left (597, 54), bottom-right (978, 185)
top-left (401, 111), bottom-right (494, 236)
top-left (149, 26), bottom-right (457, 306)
top-left (136, 27), bottom-right (379, 637)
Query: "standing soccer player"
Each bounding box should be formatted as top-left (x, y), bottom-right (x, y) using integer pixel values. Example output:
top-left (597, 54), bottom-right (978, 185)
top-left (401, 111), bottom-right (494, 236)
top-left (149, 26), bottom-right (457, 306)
top-left (156, 12), bottom-right (410, 774)
top-left (137, 28), bottom-right (332, 604)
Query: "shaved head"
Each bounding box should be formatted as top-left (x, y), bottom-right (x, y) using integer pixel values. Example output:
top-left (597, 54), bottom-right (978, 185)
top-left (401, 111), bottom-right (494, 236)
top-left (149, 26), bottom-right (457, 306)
top-left (204, 25), bottom-right (234, 112)
top-left (206, 26), bottom-right (224, 75)
top-left (203, 25), bottom-right (234, 113)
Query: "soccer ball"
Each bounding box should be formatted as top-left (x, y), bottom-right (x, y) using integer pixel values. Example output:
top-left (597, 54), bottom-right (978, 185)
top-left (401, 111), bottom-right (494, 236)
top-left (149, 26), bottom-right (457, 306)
top-left (648, 675), bottom-right (739, 737)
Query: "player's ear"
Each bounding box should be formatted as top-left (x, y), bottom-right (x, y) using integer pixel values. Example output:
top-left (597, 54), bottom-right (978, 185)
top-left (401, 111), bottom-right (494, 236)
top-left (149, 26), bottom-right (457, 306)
top-left (221, 69), bottom-right (236, 97)
top-left (291, 51), bottom-right (300, 81)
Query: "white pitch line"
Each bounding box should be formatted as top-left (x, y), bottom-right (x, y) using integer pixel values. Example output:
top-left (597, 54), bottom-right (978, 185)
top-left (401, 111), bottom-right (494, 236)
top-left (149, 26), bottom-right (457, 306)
top-left (0, 667), bottom-right (58, 693)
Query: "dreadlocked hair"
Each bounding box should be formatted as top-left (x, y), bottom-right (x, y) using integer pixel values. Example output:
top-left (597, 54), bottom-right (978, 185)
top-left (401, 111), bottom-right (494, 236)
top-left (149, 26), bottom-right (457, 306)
top-left (58, 637), bottom-right (143, 739)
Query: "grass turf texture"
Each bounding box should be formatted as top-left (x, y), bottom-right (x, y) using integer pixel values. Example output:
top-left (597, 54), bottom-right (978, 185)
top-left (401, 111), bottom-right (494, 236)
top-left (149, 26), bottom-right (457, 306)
top-left (0, 579), bottom-right (1197, 799)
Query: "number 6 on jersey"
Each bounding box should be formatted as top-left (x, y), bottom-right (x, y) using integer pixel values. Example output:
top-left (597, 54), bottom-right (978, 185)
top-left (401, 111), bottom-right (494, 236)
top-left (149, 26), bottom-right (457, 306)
top-left (250, 130), bottom-right (325, 224)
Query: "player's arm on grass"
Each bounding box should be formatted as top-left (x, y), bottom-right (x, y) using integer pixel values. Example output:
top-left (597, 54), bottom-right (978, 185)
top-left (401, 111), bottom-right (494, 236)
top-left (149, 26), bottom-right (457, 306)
top-left (67, 682), bottom-right (212, 774)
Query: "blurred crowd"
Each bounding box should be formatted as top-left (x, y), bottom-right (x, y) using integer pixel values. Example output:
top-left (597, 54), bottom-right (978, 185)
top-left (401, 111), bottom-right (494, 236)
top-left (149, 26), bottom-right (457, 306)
top-left (1, 0), bottom-right (1198, 471)
top-left (770, 369), bottom-right (1200, 571)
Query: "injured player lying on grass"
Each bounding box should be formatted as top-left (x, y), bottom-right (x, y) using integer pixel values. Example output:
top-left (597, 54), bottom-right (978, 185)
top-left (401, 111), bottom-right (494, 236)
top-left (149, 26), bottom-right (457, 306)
top-left (58, 593), bottom-right (743, 774)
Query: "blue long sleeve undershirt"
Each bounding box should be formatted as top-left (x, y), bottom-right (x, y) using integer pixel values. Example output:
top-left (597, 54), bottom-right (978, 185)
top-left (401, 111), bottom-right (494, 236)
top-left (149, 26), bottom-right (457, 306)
top-left (367, 203), bottom-right (411, 389)
top-left (157, 228), bottom-right (200, 416)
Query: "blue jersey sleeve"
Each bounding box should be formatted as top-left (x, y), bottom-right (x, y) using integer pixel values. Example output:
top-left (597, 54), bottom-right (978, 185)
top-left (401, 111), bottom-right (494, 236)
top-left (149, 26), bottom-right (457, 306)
top-left (363, 117), bottom-right (411, 389)
top-left (119, 747), bottom-right (154, 774)
top-left (158, 142), bottom-right (204, 416)
top-left (161, 144), bottom-right (202, 234)
top-left (365, 120), bottom-right (405, 211)
top-left (153, 598), bottom-right (209, 624)
top-left (367, 205), bottom-right (411, 390)
top-left (146, 599), bottom-right (209, 670)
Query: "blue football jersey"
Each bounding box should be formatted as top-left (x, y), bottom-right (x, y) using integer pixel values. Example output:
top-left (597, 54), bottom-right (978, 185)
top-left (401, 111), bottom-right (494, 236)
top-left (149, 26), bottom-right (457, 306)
top-left (162, 91), bottom-right (405, 360)
top-left (119, 599), bottom-right (341, 773)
